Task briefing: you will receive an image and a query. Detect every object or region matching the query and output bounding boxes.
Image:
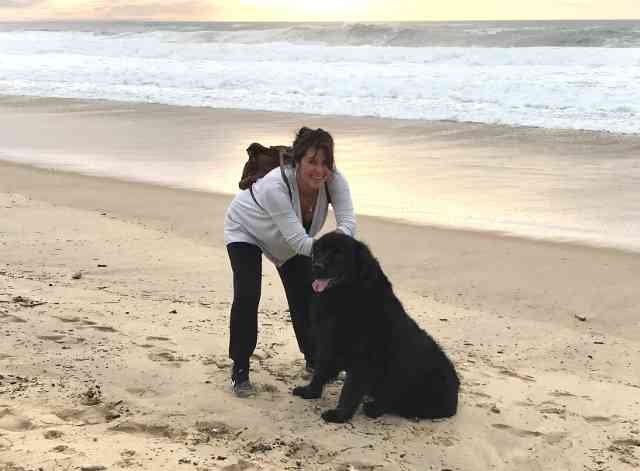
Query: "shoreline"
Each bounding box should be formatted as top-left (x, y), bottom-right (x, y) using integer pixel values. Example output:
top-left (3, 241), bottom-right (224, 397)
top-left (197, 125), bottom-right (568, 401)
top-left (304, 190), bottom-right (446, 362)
top-left (3, 93), bottom-right (640, 138)
top-left (3, 94), bottom-right (640, 255)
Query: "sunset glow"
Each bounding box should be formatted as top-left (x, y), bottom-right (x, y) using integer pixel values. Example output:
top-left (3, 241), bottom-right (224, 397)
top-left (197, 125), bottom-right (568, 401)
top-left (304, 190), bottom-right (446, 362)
top-left (0, 0), bottom-right (638, 21)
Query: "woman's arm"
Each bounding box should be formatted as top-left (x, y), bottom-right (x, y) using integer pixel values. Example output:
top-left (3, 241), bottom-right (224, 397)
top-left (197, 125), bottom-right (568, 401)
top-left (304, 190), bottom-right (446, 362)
top-left (261, 179), bottom-right (314, 257)
top-left (328, 171), bottom-right (356, 237)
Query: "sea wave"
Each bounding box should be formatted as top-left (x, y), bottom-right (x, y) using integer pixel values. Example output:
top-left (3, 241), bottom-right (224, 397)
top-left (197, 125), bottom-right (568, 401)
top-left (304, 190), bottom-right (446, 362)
top-left (2, 20), bottom-right (640, 47)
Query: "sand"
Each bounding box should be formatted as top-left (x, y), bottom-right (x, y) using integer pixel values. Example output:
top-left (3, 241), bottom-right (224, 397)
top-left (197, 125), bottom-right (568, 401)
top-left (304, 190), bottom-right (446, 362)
top-left (1, 97), bottom-right (640, 470)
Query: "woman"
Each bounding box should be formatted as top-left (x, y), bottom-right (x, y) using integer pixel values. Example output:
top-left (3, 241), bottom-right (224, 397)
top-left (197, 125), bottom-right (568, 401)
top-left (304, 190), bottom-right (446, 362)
top-left (223, 127), bottom-right (356, 397)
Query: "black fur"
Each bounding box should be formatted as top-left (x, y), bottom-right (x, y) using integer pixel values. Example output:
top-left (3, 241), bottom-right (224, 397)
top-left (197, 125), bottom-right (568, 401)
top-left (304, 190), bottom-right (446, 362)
top-left (292, 232), bottom-right (460, 423)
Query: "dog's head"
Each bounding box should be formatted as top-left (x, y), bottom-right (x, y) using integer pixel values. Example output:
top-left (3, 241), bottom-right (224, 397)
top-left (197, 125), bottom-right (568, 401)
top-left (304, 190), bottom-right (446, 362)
top-left (311, 232), bottom-right (380, 293)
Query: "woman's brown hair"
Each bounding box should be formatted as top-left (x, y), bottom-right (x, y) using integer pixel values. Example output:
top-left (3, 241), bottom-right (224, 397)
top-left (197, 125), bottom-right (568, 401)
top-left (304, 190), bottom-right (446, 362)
top-left (291, 127), bottom-right (334, 171)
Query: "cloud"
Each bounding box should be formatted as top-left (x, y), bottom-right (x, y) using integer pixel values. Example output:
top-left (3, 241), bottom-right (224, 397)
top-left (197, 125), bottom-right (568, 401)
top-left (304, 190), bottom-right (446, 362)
top-left (0, 0), bottom-right (44, 7)
top-left (91, 0), bottom-right (221, 19)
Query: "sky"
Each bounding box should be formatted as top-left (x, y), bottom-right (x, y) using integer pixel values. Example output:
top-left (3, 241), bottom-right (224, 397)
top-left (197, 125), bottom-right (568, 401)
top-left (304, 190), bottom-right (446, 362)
top-left (0, 0), bottom-right (638, 21)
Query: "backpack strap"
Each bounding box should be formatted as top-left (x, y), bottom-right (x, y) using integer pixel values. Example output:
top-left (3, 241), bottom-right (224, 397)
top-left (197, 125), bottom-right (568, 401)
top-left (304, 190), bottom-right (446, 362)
top-left (249, 156), bottom-right (291, 211)
top-left (249, 185), bottom-right (263, 210)
top-left (279, 153), bottom-right (293, 201)
top-left (250, 160), bottom-right (333, 210)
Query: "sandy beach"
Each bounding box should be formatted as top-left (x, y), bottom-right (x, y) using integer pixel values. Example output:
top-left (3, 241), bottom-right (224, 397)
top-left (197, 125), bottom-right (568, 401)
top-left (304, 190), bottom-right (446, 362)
top-left (1, 97), bottom-right (640, 470)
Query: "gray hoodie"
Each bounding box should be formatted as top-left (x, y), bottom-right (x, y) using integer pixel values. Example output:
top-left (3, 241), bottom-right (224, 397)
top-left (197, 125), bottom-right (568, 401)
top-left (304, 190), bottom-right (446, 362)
top-left (224, 165), bottom-right (356, 266)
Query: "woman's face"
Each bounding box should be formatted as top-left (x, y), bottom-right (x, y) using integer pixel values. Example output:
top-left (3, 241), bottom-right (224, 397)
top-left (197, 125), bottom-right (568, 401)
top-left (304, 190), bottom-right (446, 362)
top-left (298, 147), bottom-right (332, 191)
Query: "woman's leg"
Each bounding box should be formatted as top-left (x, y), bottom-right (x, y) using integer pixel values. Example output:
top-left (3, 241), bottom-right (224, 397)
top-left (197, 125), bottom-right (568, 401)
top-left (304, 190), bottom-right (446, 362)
top-left (277, 254), bottom-right (315, 366)
top-left (227, 242), bottom-right (262, 385)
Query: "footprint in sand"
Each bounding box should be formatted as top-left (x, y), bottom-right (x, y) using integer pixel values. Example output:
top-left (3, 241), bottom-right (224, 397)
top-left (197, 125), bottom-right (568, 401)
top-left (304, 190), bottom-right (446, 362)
top-left (612, 438), bottom-right (640, 447)
top-left (549, 390), bottom-right (577, 398)
top-left (251, 348), bottom-right (272, 361)
top-left (51, 444), bottom-right (73, 454)
top-left (54, 316), bottom-right (100, 328)
top-left (146, 336), bottom-right (171, 342)
top-left (256, 383), bottom-right (279, 394)
top-left (38, 334), bottom-right (67, 342)
top-left (0, 435), bottom-right (11, 451)
top-left (116, 449), bottom-right (139, 468)
top-left (492, 423), bottom-right (543, 437)
top-left (11, 296), bottom-right (46, 308)
top-left (54, 316), bottom-right (83, 324)
top-left (88, 325), bottom-right (118, 333)
top-left (109, 420), bottom-right (186, 440)
top-left (335, 463), bottom-right (382, 471)
top-left (492, 423), bottom-right (567, 445)
top-left (194, 420), bottom-right (233, 441)
top-left (498, 368), bottom-right (535, 382)
top-left (54, 398), bottom-right (123, 426)
top-left (543, 432), bottom-right (568, 445)
top-left (135, 343), bottom-right (155, 349)
top-left (222, 460), bottom-right (260, 471)
top-left (430, 435), bottom-right (459, 447)
top-left (467, 390), bottom-right (492, 399)
top-left (0, 312), bottom-right (26, 323)
top-left (54, 408), bottom-right (104, 426)
top-left (43, 430), bottom-right (64, 439)
top-left (608, 438), bottom-right (640, 465)
top-left (284, 438), bottom-right (321, 460)
top-left (147, 350), bottom-right (188, 366)
top-left (37, 334), bottom-right (85, 345)
top-left (125, 387), bottom-right (149, 397)
top-left (514, 400), bottom-right (536, 407)
top-left (537, 401), bottom-right (567, 417)
top-left (584, 415), bottom-right (617, 424)
top-left (0, 408), bottom-right (34, 432)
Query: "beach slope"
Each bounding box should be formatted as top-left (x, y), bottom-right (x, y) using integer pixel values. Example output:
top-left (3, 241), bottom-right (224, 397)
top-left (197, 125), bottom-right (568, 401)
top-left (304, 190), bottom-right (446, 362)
top-left (1, 159), bottom-right (640, 470)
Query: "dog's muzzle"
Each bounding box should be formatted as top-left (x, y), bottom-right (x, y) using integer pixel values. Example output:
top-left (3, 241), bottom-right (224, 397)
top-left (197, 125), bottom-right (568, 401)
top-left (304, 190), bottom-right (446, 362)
top-left (312, 278), bottom-right (332, 293)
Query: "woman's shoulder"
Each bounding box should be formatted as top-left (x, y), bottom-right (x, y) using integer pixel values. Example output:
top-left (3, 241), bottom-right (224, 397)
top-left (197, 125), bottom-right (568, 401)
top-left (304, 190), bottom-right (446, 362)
top-left (253, 166), bottom-right (293, 201)
top-left (328, 169), bottom-right (348, 187)
top-left (257, 166), bottom-right (289, 187)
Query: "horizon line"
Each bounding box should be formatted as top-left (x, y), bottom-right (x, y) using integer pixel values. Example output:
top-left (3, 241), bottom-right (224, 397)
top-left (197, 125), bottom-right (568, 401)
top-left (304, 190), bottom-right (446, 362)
top-left (2, 18), bottom-right (640, 23)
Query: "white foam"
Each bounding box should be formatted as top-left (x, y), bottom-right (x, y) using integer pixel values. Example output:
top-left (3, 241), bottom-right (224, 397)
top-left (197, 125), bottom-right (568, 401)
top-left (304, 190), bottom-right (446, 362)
top-left (1, 30), bottom-right (640, 133)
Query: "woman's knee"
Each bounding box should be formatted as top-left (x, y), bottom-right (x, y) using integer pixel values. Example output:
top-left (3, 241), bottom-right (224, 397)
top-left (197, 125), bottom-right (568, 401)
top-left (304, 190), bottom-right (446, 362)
top-left (232, 291), bottom-right (260, 311)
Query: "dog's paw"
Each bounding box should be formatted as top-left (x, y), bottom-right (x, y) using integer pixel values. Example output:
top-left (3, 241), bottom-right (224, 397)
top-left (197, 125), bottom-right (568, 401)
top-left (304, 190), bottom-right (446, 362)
top-left (321, 408), bottom-right (350, 423)
top-left (363, 401), bottom-right (385, 418)
top-left (292, 385), bottom-right (321, 399)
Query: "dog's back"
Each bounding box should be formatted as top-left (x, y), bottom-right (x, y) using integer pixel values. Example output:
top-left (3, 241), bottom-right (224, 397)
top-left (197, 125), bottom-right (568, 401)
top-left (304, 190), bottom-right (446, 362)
top-left (372, 280), bottom-right (460, 418)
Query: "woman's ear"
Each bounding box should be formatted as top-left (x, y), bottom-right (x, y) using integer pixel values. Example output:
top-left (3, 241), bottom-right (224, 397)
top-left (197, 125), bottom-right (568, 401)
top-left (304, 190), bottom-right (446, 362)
top-left (355, 241), bottom-right (379, 287)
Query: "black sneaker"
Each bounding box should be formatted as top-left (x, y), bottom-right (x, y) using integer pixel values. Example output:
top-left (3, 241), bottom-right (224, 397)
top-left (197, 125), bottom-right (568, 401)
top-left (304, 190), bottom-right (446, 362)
top-left (231, 366), bottom-right (254, 398)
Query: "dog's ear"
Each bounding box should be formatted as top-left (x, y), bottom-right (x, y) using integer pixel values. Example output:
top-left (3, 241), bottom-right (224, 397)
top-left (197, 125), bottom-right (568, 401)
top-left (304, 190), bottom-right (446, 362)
top-left (355, 241), bottom-right (379, 287)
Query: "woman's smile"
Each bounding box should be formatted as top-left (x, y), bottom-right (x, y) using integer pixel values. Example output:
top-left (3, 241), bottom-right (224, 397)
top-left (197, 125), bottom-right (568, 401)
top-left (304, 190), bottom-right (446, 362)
top-left (298, 147), bottom-right (331, 192)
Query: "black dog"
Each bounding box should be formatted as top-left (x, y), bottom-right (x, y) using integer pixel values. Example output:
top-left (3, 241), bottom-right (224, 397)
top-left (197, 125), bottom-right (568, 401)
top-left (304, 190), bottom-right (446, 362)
top-left (292, 232), bottom-right (459, 423)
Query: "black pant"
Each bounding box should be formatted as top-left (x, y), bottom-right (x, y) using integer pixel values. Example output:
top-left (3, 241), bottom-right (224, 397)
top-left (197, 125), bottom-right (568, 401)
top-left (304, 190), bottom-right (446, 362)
top-left (227, 242), bottom-right (315, 369)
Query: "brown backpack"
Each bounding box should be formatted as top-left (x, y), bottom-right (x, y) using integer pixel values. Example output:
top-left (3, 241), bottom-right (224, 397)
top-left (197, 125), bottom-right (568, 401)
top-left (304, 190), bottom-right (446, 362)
top-left (239, 142), bottom-right (331, 207)
top-left (239, 143), bottom-right (292, 190)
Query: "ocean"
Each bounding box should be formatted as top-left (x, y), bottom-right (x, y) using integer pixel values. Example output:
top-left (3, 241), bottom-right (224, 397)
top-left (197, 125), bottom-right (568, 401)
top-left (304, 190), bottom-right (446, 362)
top-left (1, 20), bottom-right (640, 133)
top-left (1, 20), bottom-right (639, 251)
